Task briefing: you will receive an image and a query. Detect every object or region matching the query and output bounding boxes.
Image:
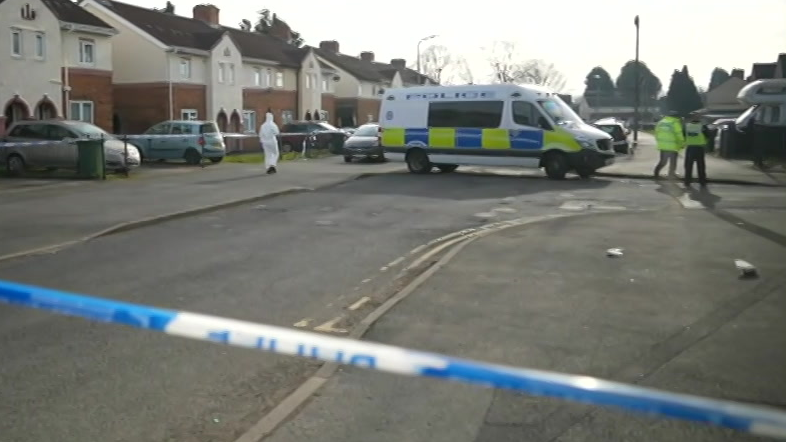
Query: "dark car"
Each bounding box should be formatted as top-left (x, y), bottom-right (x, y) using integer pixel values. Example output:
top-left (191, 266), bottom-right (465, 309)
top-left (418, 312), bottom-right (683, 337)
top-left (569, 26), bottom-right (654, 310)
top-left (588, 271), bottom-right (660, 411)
top-left (278, 121), bottom-right (347, 154)
top-left (592, 118), bottom-right (631, 154)
top-left (342, 123), bottom-right (383, 162)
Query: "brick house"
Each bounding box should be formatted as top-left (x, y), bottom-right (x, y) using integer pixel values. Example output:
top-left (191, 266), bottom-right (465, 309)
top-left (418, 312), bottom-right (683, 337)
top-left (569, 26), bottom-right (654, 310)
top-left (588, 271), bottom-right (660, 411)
top-left (313, 41), bottom-right (433, 127)
top-left (80, 0), bottom-right (311, 135)
top-left (1, 0), bottom-right (116, 133)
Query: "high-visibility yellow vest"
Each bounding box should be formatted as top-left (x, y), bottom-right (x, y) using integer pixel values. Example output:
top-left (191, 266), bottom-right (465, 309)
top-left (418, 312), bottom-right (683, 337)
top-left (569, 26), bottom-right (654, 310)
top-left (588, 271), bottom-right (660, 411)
top-left (655, 116), bottom-right (684, 151)
top-left (685, 122), bottom-right (707, 146)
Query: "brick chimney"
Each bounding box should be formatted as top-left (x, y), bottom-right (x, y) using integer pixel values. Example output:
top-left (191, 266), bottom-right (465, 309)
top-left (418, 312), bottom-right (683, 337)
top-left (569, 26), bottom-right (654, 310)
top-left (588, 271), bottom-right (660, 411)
top-left (390, 59), bottom-right (406, 69)
top-left (731, 68), bottom-right (744, 80)
top-left (193, 4), bottom-right (219, 25)
top-left (270, 16), bottom-right (291, 42)
top-left (319, 40), bottom-right (339, 53)
top-left (360, 51), bottom-right (374, 62)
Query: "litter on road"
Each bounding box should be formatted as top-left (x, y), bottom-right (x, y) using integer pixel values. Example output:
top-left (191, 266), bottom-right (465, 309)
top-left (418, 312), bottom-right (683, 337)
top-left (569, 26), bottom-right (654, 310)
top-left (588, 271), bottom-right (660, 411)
top-left (734, 259), bottom-right (758, 278)
top-left (607, 248), bottom-right (624, 257)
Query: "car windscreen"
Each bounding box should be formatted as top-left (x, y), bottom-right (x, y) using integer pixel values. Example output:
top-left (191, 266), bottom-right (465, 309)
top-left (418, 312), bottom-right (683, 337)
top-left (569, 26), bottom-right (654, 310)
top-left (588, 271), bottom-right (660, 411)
top-left (352, 125), bottom-right (378, 137)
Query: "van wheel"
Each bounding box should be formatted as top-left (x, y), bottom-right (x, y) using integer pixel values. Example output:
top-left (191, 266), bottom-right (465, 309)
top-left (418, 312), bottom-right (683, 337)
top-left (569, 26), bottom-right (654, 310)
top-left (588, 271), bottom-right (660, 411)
top-left (543, 152), bottom-right (569, 180)
top-left (184, 149), bottom-right (202, 165)
top-left (576, 168), bottom-right (595, 179)
top-left (406, 148), bottom-right (432, 174)
top-left (437, 164), bottom-right (458, 173)
top-left (6, 154), bottom-right (25, 176)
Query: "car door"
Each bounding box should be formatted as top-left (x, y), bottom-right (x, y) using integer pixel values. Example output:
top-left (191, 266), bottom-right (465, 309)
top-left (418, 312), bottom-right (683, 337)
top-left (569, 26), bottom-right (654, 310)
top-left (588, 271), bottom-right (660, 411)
top-left (46, 124), bottom-right (79, 168)
top-left (11, 123), bottom-right (50, 168)
top-left (169, 122), bottom-right (196, 158)
top-left (143, 122), bottom-right (172, 160)
top-left (510, 101), bottom-right (548, 153)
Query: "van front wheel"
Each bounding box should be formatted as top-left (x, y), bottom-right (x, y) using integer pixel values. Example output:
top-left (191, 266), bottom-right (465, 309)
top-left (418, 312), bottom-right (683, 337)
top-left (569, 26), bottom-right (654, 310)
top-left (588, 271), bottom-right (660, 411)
top-left (406, 149), bottom-right (432, 174)
top-left (543, 152), bottom-right (569, 180)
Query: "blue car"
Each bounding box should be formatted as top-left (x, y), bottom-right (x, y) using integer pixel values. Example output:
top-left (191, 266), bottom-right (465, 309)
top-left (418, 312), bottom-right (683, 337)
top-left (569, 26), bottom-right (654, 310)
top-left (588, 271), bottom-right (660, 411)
top-left (131, 120), bottom-right (226, 164)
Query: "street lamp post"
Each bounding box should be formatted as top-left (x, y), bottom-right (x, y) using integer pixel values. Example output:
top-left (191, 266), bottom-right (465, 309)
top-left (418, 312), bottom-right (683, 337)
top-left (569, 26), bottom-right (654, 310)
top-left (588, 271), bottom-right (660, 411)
top-left (416, 34), bottom-right (438, 76)
top-left (633, 15), bottom-right (640, 147)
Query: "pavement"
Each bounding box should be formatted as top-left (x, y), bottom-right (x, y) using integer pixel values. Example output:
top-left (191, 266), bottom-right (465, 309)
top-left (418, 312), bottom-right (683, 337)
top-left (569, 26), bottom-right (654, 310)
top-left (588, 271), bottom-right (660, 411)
top-left (264, 187), bottom-right (786, 442)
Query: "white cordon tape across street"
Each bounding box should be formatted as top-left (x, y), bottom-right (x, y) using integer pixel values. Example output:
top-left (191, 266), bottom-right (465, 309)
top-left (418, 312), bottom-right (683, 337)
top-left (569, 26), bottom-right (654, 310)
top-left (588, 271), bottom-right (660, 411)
top-left (0, 133), bottom-right (255, 148)
top-left (1, 279), bottom-right (785, 439)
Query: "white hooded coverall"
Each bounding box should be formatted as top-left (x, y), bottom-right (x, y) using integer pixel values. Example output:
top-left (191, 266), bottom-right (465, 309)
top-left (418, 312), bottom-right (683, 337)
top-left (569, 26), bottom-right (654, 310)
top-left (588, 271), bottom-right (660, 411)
top-left (259, 112), bottom-right (280, 170)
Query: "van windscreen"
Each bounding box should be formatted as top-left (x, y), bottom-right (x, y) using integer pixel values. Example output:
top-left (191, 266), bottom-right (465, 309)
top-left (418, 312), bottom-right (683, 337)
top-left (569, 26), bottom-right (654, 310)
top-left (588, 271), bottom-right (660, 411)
top-left (428, 101), bottom-right (503, 128)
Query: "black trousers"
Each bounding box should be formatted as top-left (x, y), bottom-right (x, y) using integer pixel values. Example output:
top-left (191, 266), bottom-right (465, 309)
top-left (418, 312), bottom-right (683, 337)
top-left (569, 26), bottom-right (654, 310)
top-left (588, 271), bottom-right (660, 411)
top-left (684, 145), bottom-right (707, 185)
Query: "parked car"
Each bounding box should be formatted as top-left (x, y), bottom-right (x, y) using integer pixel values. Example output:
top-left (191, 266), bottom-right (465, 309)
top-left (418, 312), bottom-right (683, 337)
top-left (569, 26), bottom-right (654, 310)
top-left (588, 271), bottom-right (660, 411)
top-left (278, 121), bottom-right (347, 154)
top-left (343, 123), bottom-right (383, 162)
top-left (1, 119), bottom-right (141, 175)
top-left (341, 127), bottom-right (357, 136)
top-left (130, 120), bottom-right (225, 165)
top-left (592, 118), bottom-right (631, 154)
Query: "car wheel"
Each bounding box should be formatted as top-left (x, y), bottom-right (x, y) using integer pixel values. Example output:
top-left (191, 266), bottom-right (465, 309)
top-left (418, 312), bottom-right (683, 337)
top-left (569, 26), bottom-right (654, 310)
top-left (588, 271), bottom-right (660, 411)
top-left (405, 148), bottom-right (431, 174)
top-left (6, 154), bottom-right (25, 176)
top-left (343, 155), bottom-right (353, 163)
top-left (543, 151), bottom-right (569, 180)
top-left (184, 149), bottom-right (202, 165)
top-left (376, 154), bottom-right (387, 163)
top-left (437, 164), bottom-right (458, 173)
top-left (210, 157), bottom-right (224, 164)
top-left (281, 142), bottom-right (293, 153)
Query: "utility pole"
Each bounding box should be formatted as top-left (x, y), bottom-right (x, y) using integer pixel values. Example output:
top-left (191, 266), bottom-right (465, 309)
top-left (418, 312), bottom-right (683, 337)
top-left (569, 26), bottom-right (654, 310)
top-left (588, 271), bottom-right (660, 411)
top-left (633, 15), bottom-right (641, 147)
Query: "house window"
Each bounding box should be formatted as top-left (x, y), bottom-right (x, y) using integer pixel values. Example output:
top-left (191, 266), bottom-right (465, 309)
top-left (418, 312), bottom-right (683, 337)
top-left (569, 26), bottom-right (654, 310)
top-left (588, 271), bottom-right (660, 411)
top-left (70, 101), bottom-right (94, 123)
top-left (34, 33), bottom-right (45, 59)
top-left (322, 78), bottom-right (329, 92)
top-left (275, 71), bottom-right (284, 88)
top-left (228, 63), bottom-right (235, 84)
top-left (217, 63), bottom-right (225, 83)
top-left (242, 110), bottom-right (256, 132)
top-left (281, 110), bottom-right (294, 124)
top-left (79, 39), bottom-right (95, 64)
top-left (357, 84), bottom-right (363, 96)
top-left (254, 68), bottom-right (261, 86)
top-left (11, 29), bottom-right (22, 57)
top-left (181, 109), bottom-right (198, 120)
top-left (265, 69), bottom-right (272, 87)
top-left (179, 58), bottom-right (191, 79)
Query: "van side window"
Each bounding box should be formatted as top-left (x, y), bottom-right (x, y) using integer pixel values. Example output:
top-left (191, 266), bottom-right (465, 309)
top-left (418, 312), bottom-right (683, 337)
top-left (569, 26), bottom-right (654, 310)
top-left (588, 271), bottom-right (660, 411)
top-left (512, 101), bottom-right (538, 127)
top-left (427, 101), bottom-right (503, 128)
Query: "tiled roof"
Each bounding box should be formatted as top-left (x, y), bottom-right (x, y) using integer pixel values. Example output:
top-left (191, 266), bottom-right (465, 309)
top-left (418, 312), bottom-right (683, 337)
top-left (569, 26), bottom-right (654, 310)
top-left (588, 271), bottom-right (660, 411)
top-left (102, 0), bottom-right (303, 66)
top-left (313, 48), bottom-right (383, 82)
top-left (0, 0), bottom-right (114, 29)
top-left (372, 63), bottom-right (432, 85)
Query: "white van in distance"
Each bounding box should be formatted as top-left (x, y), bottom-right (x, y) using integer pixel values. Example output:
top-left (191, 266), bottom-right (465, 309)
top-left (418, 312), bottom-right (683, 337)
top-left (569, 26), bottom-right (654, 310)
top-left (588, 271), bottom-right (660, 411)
top-left (379, 84), bottom-right (615, 179)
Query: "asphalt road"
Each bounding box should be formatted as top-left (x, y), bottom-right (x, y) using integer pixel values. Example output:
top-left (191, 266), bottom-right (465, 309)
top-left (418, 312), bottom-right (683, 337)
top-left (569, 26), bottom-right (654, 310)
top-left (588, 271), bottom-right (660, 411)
top-left (1, 169), bottom-right (784, 442)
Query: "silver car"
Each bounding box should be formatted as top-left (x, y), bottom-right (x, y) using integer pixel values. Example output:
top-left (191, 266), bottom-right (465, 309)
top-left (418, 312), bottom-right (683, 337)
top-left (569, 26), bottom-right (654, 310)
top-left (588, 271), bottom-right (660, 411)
top-left (1, 120), bottom-right (141, 175)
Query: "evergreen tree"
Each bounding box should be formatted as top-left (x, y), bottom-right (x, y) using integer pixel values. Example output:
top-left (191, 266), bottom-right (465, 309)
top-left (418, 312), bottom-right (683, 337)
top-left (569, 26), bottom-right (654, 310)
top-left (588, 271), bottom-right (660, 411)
top-left (708, 67), bottom-right (730, 91)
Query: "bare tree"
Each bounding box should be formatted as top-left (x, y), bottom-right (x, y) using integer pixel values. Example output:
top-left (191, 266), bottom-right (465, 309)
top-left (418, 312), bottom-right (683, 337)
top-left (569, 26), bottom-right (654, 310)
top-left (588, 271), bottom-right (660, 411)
top-left (486, 41), bottom-right (567, 91)
top-left (519, 59), bottom-right (567, 92)
top-left (453, 57), bottom-right (475, 85)
top-left (418, 44), bottom-right (452, 84)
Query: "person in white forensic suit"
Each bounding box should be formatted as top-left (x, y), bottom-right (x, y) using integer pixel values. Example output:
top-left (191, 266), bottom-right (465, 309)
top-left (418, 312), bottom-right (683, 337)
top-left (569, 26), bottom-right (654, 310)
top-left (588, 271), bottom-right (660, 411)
top-left (259, 112), bottom-right (280, 174)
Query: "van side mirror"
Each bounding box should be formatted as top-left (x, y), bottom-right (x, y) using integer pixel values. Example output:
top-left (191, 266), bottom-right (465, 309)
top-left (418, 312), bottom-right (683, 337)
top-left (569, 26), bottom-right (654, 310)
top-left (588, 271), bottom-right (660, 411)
top-left (538, 117), bottom-right (552, 131)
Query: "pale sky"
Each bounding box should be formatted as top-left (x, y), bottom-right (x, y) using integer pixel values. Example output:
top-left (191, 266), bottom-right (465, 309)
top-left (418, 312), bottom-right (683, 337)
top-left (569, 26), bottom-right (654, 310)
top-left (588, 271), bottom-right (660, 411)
top-left (125, 0), bottom-right (785, 95)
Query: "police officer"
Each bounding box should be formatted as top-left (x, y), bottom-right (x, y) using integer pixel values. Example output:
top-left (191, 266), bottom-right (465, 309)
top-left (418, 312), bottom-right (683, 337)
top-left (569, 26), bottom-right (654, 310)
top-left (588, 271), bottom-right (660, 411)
top-left (684, 112), bottom-right (712, 187)
top-left (654, 110), bottom-right (684, 179)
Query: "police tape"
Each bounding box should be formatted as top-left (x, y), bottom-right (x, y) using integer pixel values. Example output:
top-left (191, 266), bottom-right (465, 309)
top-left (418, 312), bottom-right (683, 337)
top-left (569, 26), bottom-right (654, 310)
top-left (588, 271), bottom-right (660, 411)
top-left (0, 278), bottom-right (785, 439)
top-left (0, 133), bottom-right (257, 148)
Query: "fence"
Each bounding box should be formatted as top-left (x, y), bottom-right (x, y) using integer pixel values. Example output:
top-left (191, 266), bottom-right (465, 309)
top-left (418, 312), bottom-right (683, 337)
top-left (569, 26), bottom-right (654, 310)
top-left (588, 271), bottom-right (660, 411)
top-left (0, 278), bottom-right (785, 439)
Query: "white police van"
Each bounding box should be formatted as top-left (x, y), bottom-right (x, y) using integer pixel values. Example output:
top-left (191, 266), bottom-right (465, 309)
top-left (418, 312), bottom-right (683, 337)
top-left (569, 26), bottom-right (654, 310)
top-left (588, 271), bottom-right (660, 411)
top-left (379, 84), bottom-right (615, 179)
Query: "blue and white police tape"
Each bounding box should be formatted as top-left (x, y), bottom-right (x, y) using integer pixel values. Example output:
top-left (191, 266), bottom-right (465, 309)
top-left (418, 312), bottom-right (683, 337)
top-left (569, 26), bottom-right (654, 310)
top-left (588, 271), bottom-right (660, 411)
top-left (0, 133), bottom-right (256, 148)
top-left (1, 278), bottom-right (785, 439)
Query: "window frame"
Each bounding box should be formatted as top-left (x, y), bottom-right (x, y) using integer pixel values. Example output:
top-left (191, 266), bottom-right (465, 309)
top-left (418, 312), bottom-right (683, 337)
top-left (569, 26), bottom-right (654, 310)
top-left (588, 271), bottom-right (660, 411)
top-left (228, 63), bottom-right (235, 85)
top-left (78, 39), bottom-right (95, 65)
top-left (275, 71), bottom-right (284, 88)
top-left (179, 57), bottom-right (191, 79)
top-left (511, 101), bottom-right (542, 128)
top-left (242, 110), bottom-right (256, 133)
top-left (34, 32), bottom-right (45, 59)
top-left (253, 68), bottom-right (262, 86)
top-left (11, 28), bottom-right (23, 57)
top-left (217, 63), bottom-right (225, 83)
top-left (69, 101), bottom-right (94, 123)
top-left (181, 109), bottom-right (199, 121)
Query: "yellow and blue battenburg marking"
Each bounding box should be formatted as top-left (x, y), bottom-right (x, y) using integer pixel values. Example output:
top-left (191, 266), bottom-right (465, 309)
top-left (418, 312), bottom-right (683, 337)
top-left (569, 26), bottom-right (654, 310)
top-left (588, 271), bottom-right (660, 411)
top-left (383, 128), bottom-right (544, 150)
